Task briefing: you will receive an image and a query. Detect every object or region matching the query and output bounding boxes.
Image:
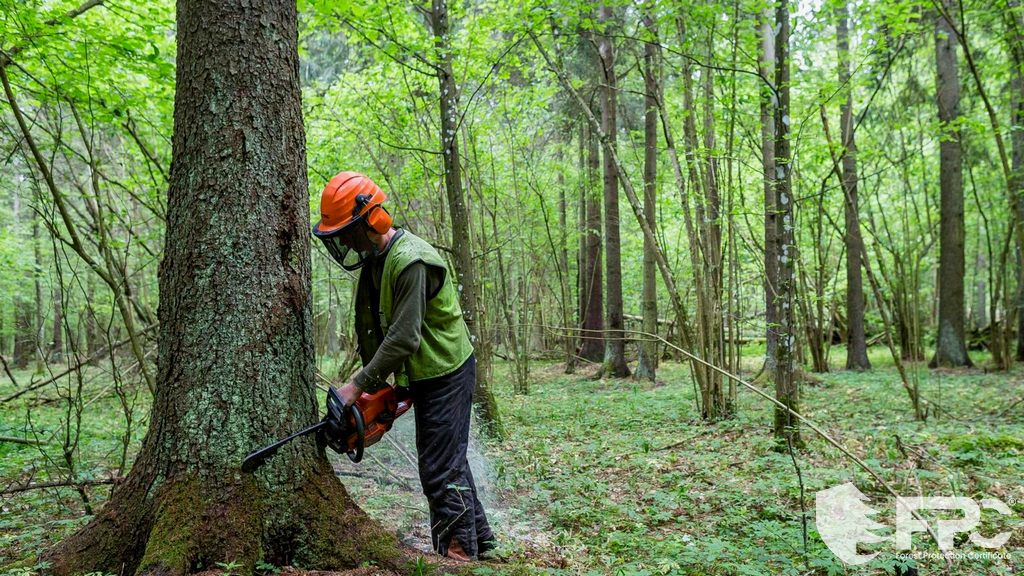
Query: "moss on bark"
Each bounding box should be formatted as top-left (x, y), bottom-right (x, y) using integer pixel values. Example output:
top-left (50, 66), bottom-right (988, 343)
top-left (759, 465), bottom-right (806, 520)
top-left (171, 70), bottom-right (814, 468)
top-left (46, 457), bottom-right (411, 575)
top-left (136, 476), bottom-right (203, 574)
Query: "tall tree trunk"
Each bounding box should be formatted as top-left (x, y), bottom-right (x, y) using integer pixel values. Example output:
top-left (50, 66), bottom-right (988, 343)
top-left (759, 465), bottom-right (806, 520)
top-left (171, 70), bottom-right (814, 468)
top-left (1016, 96), bottom-right (1024, 359)
top-left (430, 0), bottom-right (504, 436)
top-left (930, 0), bottom-right (972, 368)
top-left (580, 121), bottom-right (605, 362)
top-left (50, 284), bottom-right (64, 362)
top-left (32, 219), bottom-right (45, 371)
top-left (773, 0), bottom-right (803, 448)
top-left (84, 274), bottom-right (102, 363)
top-left (44, 2), bottom-right (403, 573)
top-left (12, 196), bottom-right (33, 370)
top-left (699, 28), bottom-right (728, 414)
top-left (556, 129), bottom-right (575, 373)
top-left (326, 306), bottom-right (339, 356)
top-left (12, 301), bottom-right (33, 369)
top-left (1009, 6), bottom-right (1024, 361)
top-left (598, 3), bottom-right (629, 378)
top-left (758, 8), bottom-right (779, 375)
top-left (973, 251), bottom-right (987, 330)
top-left (837, 0), bottom-right (871, 370)
top-left (636, 12), bottom-right (659, 382)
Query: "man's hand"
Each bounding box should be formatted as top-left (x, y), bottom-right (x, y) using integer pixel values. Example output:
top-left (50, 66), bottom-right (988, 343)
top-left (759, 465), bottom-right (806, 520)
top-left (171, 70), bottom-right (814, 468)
top-left (338, 381), bottom-right (362, 407)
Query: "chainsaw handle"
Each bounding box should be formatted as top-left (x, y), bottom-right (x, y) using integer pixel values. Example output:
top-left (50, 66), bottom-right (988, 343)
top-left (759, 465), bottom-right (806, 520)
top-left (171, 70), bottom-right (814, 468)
top-left (346, 404), bottom-right (365, 463)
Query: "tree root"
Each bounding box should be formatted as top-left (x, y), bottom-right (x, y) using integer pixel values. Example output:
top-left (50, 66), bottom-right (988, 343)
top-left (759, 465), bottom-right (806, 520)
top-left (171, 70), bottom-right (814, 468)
top-left (43, 448), bottom-right (409, 576)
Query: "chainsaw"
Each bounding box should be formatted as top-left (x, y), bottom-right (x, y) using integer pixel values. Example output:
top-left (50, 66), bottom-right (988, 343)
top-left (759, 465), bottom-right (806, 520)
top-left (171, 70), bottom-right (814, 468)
top-left (241, 384), bottom-right (413, 473)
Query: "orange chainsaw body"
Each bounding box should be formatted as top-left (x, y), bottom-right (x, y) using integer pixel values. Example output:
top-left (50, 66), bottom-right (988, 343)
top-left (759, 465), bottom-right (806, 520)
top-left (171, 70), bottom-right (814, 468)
top-left (339, 384), bottom-right (413, 453)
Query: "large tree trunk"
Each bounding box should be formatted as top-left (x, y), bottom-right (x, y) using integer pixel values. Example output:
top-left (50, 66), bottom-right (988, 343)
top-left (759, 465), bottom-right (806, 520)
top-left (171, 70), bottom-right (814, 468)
top-left (44, 2), bottom-right (403, 573)
top-left (579, 121), bottom-right (605, 362)
top-left (598, 3), bottom-right (629, 378)
top-left (772, 0), bottom-right (803, 448)
top-left (635, 12), bottom-right (659, 382)
top-left (837, 0), bottom-right (871, 371)
top-left (930, 0), bottom-right (972, 368)
top-left (758, 8), bottom-right (779, 376)
top-left (430, 0), bottom-right (503, 437)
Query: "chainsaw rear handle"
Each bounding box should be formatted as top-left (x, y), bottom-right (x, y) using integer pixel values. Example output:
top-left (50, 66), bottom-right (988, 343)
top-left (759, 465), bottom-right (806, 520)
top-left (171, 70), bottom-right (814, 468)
top-left (323, 385), bottom-right (366, 463)
top-left (346, 403), bottom-right (365, 463)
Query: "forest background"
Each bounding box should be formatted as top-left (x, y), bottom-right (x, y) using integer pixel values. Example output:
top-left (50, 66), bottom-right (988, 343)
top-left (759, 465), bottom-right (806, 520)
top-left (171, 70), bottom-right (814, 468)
top-left (0, 0), bottom-right (1022, 574)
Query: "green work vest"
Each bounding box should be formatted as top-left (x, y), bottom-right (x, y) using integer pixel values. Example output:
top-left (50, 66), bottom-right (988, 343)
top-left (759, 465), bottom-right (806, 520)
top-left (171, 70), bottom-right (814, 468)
top-left (354, 230), bottom-right (474, 387)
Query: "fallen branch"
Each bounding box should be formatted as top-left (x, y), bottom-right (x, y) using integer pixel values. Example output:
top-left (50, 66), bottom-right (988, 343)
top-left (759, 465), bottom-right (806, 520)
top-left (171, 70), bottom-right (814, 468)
top-left (2, 477), bottom-right (119, 495)
top-left (0, 435), bottom-right (45, 446)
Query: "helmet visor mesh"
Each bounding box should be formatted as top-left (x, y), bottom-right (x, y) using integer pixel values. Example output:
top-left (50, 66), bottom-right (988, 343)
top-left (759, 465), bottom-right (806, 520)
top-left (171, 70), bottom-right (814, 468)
top-left (319, 233), bottom-right (371, 271)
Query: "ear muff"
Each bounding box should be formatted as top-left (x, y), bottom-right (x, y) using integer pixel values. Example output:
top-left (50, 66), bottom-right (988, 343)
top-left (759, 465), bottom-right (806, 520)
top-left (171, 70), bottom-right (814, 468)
top-left (364, 204), bottom-right (392, 234)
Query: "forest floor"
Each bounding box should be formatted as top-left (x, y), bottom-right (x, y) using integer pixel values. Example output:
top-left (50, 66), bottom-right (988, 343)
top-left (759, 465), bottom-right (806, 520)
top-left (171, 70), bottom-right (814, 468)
top-left (1, 345), bottom-right (1022, 575)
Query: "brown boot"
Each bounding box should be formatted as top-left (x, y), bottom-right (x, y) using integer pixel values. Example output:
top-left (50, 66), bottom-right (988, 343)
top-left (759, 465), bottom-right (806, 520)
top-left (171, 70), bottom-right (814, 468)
top-left (445, 539), bottom-right (472, 562)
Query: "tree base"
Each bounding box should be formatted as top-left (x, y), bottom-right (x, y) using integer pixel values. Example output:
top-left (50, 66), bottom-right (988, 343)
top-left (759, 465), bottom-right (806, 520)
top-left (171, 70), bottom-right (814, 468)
top-left (43, 453), bottom-right (407, 576)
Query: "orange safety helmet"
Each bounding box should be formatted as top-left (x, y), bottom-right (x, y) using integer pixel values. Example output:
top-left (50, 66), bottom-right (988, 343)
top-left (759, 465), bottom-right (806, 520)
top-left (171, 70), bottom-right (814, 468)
top-left (313, 171), bottom-right (393, 270)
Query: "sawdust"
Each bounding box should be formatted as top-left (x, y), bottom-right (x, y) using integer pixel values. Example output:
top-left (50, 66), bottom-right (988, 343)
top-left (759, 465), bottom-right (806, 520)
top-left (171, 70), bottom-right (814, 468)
top-left (317, 414), bottom-right (563, 570)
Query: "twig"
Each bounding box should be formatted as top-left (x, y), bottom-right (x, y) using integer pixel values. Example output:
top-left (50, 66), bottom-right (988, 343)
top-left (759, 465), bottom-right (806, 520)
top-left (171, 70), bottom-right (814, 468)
top-left (368, 452), bottom-right (416, 491)
top-left (385, 432), bottom-right (419, 470)
top-left (2, 477), bottom-right (119, 495)
top-left (994, 396), bottom-right (1024, 418)
top-left (0, 353), bottom-right (19, 389)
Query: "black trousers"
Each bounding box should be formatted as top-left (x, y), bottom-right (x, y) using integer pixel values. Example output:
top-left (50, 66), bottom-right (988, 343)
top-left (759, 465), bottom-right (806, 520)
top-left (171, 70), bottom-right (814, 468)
top-left (409, 355), bottom-right (494, 557)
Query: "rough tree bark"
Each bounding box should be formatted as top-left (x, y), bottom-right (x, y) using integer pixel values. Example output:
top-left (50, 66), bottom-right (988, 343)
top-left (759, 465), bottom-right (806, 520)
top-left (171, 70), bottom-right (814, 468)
top-left (556, 129), bottom-right (575, 373)
top-left (580, 120), bottom-right (604, 362)
top-left (635, 11), bottom-right (659, 382)
top-left (598, 2), bottom-right (630, 378)
top-left (930, 0), bottom-right (972, 368)
top-left (43, 2), bottom-right (403, 573)
top-left (758, 7), bottom-right (779, 376)
top-left (1006, 1), bottom-right (1024, 361)
top-left (430, 0), bottom-right (504, 437)
top-left (1014, 45), bottom-right (1024, 362)
top-left (836, 0), bottom-right (871, 371)
top-left (772, 0), bottom-right (803, 448)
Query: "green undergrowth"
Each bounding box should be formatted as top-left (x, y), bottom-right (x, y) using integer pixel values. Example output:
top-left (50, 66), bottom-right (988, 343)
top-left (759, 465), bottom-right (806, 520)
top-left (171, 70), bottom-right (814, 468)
top-left (0, 363), bottom-right (148, 571)
top-left (482, 346), bottom-right (1023, 576)
top-left (1, 347), bottom-right (1022, 575)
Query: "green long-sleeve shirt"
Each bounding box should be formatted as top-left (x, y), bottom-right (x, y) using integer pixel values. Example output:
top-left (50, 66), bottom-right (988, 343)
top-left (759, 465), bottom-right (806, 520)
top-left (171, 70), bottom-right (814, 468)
top-left (351, 233), bottom-right (441, 392)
